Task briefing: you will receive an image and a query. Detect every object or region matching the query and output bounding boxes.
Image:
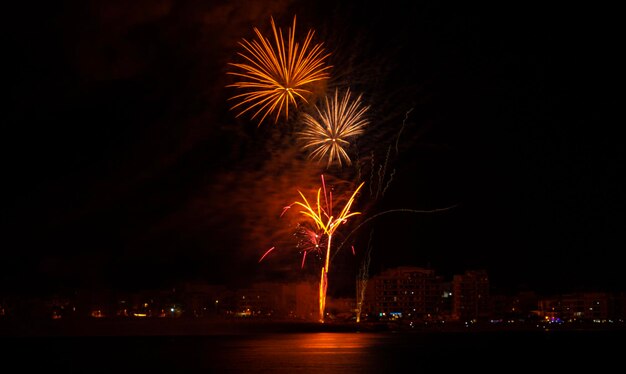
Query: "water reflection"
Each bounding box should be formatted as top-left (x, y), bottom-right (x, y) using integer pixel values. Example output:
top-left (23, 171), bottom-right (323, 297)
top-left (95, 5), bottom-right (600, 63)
top-left (288, 332), bottom-right (377, 349)
top-left (6, 330), bottom-right (616, 372)
top-left (214, 332), bottom-right (394, 373)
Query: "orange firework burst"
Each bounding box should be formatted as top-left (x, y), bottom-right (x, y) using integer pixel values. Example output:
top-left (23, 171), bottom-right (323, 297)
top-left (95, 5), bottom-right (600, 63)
top-left (283, 175), bottom-right (364, 322)
top-left (298, 88), bottom-right (369, 168)
top-left (227, 16), bottom-right (332, 126)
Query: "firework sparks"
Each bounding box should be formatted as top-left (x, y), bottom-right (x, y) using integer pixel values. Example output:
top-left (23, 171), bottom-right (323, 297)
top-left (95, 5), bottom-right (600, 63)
top-left (298, 88), bottom-right (369, 168)
top-left (294, 224), bottom-right (325, 268)
top-left (227, 15), bottom-right (332, 126)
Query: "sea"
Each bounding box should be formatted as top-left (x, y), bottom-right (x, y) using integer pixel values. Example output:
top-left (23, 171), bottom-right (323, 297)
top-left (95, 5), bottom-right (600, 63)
top-left (2, 320), bottom-right (623, 373)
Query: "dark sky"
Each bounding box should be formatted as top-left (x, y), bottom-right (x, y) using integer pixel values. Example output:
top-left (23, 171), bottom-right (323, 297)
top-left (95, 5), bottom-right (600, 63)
top-left (2, 1), bottom-right (623, 298)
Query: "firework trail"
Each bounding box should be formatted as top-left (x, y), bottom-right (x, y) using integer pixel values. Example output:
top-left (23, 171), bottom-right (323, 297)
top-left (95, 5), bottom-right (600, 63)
top-left (375, 108), bottom-right (412, 196)
top-left (334, 205), bottom-right (459, 258)
top-left (395, 107), bottom-right (413, 155)
top-left (364, 107), bottom-right (413, 200)
top-left (227, 15), bottom-right (331, 126)
top-left (258, 246), bottom-right (275, 263)
top-left (298, 88), bottom-right (369, 168)
top-left (355, 230), bottom-right (373, 323)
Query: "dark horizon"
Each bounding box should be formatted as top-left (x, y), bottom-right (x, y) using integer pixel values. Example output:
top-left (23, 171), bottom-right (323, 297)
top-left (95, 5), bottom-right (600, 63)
top-left (2, 2), bottom-right (623, 299)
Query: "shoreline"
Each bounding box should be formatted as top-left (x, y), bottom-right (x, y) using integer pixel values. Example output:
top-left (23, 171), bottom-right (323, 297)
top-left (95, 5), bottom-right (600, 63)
top-left (2, 317), bottom-right (625, 337)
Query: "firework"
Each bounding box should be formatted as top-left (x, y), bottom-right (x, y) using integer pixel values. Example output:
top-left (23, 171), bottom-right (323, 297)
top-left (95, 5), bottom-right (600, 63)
top-left (285, 175), bottom-right (364, 322)
top-left (227, 16), bottom-right (331, 126)
top-left (298, 88), bottom-right (369, 168)
top-left (294, 224), bottom-right (326, 269)
top-left (355, 232), bottom-right (373, 323)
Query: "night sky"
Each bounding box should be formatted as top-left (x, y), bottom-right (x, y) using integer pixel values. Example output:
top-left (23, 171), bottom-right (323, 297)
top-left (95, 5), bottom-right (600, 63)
top-left (2, 1), bottom-right (623, 298)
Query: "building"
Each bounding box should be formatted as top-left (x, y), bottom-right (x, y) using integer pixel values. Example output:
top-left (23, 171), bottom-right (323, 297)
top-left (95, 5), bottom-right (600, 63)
top-left (230, 281), bottom-right (318, 320)
top-left (362, 266), bottom-right (443, 322)
top-left (451, 270), bottom-right (491, 322)
top-left (538, 292), bottom-right (626, 323)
